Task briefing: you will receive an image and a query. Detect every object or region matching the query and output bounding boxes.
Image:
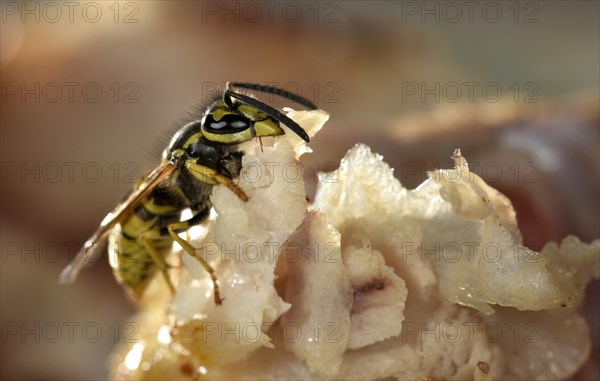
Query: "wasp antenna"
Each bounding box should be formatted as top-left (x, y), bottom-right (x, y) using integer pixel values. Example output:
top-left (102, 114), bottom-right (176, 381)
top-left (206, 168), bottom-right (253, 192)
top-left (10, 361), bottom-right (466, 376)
top-left (226, 90), bottom-right (310, 142)
top-left (223, 90), bottom-right (234, 107)
top-left (229, 82), bottom-right (318, 110)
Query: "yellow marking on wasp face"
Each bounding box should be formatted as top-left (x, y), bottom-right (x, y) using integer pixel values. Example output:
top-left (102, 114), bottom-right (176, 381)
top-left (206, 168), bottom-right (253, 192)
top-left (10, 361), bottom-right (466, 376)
top-left (211, 108), bottom-right (233, 122)
top-left (182, 132), bottom-right (203, 149)
top-left (202, 128), bottom-right (254, 144)
top-left (237, 104), bottom-right (267, 121)
top-left (254, 119), bottom-right (284, 137)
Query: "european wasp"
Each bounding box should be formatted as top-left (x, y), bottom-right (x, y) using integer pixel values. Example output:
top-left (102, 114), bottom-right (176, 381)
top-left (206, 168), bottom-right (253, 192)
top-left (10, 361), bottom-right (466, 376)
top-left (59, 83), bottom-right (317, 305)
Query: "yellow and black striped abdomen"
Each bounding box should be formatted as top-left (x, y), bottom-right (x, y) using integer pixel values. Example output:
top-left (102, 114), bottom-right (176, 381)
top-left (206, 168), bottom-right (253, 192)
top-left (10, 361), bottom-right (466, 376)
top-left (108, 234), bottom-right (170, 298)
top-left (108, 193), bottom-right (183, 298)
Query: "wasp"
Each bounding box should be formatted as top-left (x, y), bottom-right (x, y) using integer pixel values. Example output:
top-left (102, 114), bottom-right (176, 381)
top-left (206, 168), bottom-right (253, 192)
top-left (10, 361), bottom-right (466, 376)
top-left (59, 83), bottom-right (316, 305)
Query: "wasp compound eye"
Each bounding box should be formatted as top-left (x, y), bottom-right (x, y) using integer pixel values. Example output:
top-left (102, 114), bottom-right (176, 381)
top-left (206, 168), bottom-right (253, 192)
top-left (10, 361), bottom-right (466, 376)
top-left (204, 113), bottom-right (251, 134)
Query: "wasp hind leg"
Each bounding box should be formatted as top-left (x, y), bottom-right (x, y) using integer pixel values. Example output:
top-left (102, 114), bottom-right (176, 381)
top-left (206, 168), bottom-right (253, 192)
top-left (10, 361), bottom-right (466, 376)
top-left (167, 207), bottom-right (223, 306)
top-left (139, 231), bottom-right (177, 295)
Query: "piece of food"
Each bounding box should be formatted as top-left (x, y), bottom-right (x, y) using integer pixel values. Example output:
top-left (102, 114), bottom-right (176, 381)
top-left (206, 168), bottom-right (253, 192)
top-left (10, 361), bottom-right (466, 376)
top-left (110, 110), bottom-right (599, 381)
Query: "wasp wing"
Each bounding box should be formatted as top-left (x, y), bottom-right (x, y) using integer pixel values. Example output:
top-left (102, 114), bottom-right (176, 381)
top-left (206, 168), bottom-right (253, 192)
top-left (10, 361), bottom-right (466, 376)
top-left (59, 161), bottom-right (176, 285)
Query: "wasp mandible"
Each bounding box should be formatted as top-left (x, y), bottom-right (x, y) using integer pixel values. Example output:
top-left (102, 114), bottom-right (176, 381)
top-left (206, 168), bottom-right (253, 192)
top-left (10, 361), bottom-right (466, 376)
top-left (59, 83), bottom-right (317, 305)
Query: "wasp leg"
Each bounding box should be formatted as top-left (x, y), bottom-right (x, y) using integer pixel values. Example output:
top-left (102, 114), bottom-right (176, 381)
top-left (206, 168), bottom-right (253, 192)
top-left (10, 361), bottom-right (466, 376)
top-left (167, 207), bottom-right (223, 306)
top-left (186, 161), bottom-right (249, 202)
top-left (139, 230), bottom-right (176, 295)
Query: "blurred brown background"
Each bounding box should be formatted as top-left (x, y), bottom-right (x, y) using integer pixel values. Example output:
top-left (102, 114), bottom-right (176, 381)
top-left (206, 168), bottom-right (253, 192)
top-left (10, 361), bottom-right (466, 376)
top-left (1, 1), bottom-right (598, 380)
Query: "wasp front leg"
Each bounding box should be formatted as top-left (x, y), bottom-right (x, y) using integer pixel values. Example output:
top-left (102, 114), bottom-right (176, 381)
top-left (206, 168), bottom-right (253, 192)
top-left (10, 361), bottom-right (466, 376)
top-left (166, 206), bottom-right (224, 305)
top-left (186, 161), bottom-right (248, 202)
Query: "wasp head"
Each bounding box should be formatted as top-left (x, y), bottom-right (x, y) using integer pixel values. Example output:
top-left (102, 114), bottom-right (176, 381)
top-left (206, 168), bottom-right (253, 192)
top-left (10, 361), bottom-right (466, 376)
top-left (162, 83), bottom-right (316, 163)
top-left (200, 98), bottom-right (285, 144)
